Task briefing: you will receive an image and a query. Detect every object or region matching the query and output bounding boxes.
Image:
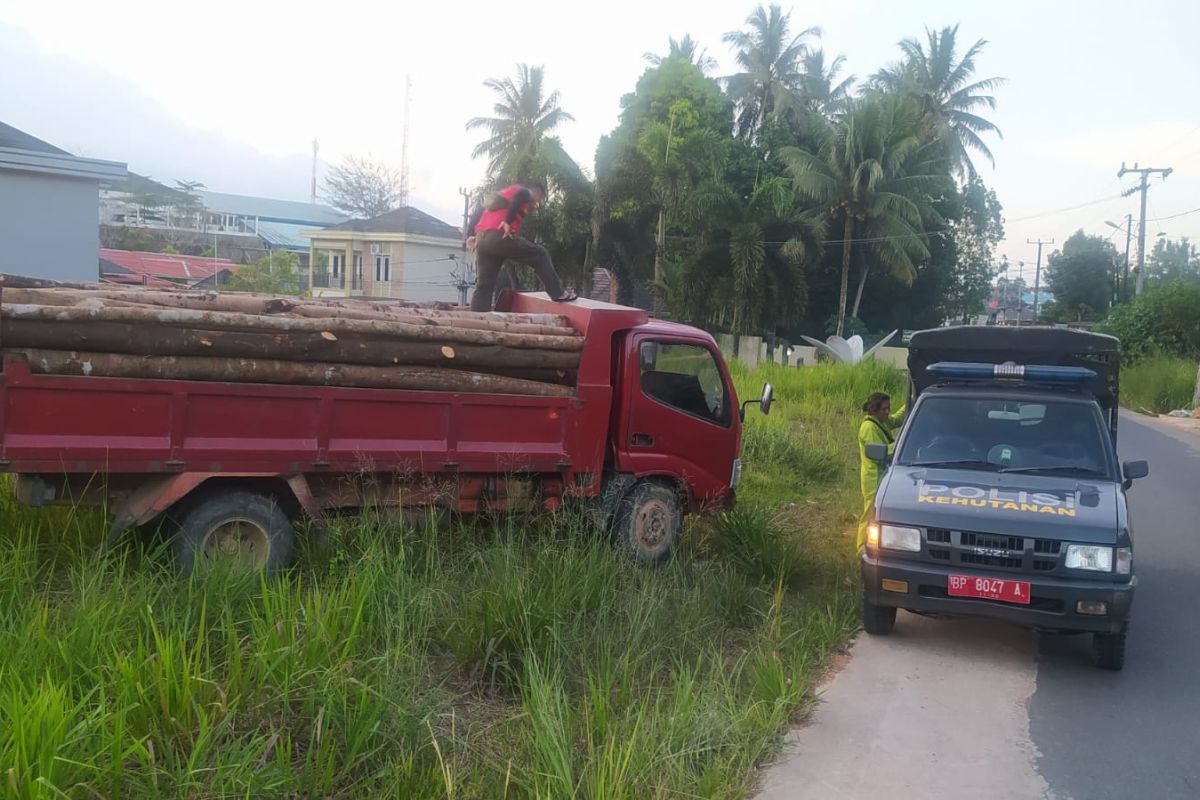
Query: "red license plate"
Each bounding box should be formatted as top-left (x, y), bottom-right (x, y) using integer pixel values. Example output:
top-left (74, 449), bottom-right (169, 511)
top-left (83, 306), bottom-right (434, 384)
top-left (948, 574), bottom-right (1031, 605)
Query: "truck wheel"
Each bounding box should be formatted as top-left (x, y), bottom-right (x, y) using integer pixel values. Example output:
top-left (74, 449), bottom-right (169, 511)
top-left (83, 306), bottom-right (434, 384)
top-left (612, 481), bottom-right (681, 566)
top-left (171, 489), bottom-right (295, 575)
top-left (1092, 625), bottom-right (1127, 670)
top-left (862, 593), bottom-right (897, 635)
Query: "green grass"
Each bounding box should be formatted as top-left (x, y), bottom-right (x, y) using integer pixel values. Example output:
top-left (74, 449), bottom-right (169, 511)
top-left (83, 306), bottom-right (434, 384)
top-left (0, 360), bottom-right (903, 799)
top-left (1122, 356), bottom-right (1197, 413)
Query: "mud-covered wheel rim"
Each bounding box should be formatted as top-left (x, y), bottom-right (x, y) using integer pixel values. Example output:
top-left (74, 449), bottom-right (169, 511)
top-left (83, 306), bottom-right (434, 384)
top-left (633, 497), bottom-right (674, 553)
top-left (201, 517), bottom-right (271, 568)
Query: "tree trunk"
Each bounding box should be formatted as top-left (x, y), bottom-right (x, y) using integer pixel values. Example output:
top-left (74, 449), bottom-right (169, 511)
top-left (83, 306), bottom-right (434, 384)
top-left (1193, 361), bottom-right (1200, 410)
top-left (850, 258), bottom-right (870, 321)
top-left (8, 349), bottom-right (573, 397)
top-left (0, 319), bottom-right (581, 370)
top-left (1, 304), bottom-right (583, 351)
top-left (836, 217), bottom-right (855, 338)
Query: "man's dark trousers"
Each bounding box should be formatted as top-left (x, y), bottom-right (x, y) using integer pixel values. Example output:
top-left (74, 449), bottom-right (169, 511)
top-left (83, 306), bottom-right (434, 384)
top-left (470, 230), bottom-right (564, 311)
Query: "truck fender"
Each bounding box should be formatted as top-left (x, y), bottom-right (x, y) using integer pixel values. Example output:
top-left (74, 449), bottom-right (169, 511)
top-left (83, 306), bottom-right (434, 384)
top-left (104, 472), bottom-right (323, 548)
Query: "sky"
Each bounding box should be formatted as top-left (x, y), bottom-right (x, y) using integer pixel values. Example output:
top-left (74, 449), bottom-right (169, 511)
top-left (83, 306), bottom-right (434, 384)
top-left (2, 0), bottom-right (1198, 284)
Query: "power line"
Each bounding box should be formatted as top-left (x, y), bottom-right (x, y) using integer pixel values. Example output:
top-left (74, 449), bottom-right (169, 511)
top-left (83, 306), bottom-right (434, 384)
top-left (1006, 194), bottom-right (1123, 224)
top-left (1145, 206), bottom-right (1200, 223)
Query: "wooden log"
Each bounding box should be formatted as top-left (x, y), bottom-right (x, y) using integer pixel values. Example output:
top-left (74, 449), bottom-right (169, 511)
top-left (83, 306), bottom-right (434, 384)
top-left (1, 303), bottom-right (584, 351)
top-left (285, 304), bottom-right (571, 336)
top-left (0, 277), bottom-right (573, 327)
top-left (8, 349), bottom-right (574, 397)
top-left (2, 288), bottom-right (574, 336)
top-left (0, 319), bottom-right (581, 370)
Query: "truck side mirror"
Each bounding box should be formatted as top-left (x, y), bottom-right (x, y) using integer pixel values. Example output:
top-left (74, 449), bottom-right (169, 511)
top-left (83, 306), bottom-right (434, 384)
top-left (865, 442), bottom-right (889, 462)
top-left (740, 383), bottom-right (774, 420)
top-left (1122, 459), bottom-right (1148, 489)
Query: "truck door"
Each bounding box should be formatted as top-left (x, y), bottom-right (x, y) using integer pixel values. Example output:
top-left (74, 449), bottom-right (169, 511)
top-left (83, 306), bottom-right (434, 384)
top-left (622, 337), bottom-right (739, 505)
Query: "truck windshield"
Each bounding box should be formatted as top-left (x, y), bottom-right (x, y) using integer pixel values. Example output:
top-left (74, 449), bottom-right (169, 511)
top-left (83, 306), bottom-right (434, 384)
top-left (897, 396), bottom-right (1110, 477)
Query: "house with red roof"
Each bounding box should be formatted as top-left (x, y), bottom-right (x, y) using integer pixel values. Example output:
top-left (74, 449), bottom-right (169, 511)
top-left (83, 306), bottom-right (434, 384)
top-left (98, 249), bottom-right (237, 288)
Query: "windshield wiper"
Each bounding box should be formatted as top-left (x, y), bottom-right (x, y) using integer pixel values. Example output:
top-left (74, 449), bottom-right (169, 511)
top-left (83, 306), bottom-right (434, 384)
top-left (998, 465), bottom-right (1106, 476)
top-left (907, 459), bottom-right (996, 470)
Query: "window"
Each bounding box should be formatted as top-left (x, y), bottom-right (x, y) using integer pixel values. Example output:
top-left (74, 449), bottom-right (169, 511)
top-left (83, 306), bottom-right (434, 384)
top-left (638, 341), bottom-right (730, 426)
top-left (353, 252), bottom-right (363, 277)
top-left (896, 396), bottom-right (1110, 476)
top-left (375, 255), bottom-right (391, 282)
top-left (330, 253), bottom-right (343, 277)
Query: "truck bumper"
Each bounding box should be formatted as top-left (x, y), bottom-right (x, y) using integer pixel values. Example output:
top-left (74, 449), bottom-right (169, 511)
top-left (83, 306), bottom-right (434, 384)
top-left (862, 552), bottom-right (1136, 634)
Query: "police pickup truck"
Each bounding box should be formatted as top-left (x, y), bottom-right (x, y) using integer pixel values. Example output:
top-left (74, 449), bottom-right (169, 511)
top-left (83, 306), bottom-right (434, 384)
top-left (861, 326), bottom-right (1148, 669)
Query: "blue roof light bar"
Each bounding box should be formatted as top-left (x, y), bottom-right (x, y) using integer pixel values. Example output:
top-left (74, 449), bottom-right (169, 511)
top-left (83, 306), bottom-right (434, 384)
top-left (926, 361), bottom-right (1097, 383)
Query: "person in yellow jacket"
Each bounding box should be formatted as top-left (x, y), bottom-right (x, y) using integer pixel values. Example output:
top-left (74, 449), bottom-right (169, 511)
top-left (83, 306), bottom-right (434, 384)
top-left (857, 392), bottom-right (906, 551)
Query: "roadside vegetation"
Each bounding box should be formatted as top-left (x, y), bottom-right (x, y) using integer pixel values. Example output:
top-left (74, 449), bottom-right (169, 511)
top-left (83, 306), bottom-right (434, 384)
top-left (1121, 356), bottom-right (1197, 414)
top-left (1096, 281), bottom-right (1200, 413)
top-left (0, 360), bottom-right (902, 799)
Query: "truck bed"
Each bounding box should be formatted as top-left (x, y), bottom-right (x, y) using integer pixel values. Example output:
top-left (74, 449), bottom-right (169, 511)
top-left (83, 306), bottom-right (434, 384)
top-left (0, 357), bottom-right (583, 476)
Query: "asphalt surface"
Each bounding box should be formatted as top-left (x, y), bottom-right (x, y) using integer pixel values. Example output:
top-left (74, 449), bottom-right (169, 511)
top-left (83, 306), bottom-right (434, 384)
top-left (758, 413), bottom-right (1200, 800)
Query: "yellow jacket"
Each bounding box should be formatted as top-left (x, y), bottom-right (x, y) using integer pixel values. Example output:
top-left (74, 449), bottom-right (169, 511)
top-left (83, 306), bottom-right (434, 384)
top-left (858, 404), bottom-right (906, 494)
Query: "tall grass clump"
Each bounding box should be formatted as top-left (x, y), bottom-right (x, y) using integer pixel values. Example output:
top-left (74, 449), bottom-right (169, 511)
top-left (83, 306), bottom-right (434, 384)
top-left (1122, 355), bottom-right (1196, 413)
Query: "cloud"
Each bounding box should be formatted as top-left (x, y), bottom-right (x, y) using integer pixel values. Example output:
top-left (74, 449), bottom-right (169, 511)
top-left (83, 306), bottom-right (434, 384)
top-left (0, 23), bottom-right (461, 223)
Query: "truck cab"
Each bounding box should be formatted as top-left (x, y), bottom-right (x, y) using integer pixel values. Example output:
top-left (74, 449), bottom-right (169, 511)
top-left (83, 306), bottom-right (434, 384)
top-left (860, 326), bottom-right (1148, 669)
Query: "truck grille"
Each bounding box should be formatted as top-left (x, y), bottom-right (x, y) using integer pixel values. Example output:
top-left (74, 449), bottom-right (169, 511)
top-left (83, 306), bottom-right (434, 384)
top-left (925, 528), bottom-right (1063, 574)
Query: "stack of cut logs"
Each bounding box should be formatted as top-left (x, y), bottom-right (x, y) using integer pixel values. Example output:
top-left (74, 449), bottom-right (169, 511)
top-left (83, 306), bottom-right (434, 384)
top-left (0, 276), bottom-right (581, 397)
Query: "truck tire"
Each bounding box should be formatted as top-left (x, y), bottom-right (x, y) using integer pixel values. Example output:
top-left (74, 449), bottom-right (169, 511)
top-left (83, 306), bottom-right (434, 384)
top-left (612, 480), bottom-right (681, 566)
top-left (1092, 625), bottom-right (1127, 671)
top-left (170, 489), bottom-right (295, 575)
top-left (862, 593), bottom-right (897, 635)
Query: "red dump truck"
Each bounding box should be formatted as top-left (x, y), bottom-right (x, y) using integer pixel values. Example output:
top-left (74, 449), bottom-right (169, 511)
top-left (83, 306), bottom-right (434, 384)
top-left (0, 293), bottom-right (771, 569)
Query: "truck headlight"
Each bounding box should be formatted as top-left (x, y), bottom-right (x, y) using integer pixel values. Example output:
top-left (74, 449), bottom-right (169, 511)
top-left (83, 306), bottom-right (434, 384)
top-left (880, 524), bottom-right (921, 552)
top-left (1065, 545), bottom-right (1113, 572)
top-left (1115, 547), bottom-right (1132, 575)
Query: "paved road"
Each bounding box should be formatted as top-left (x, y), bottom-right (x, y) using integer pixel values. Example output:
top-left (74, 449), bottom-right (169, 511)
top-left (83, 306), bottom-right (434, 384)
top-left (758, 414), bottom-right (1200, 800)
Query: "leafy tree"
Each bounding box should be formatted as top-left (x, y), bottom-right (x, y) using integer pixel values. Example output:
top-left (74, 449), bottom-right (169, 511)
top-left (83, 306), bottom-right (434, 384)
top-left (1043, 230), bottom-right (1118, 320)
top-left (1147, 237), bottom-right (1199, 285)
top-left (1097, 280), bottom-right (1200, 361)
top-left (945, 178), bottom-right (1004, 322)
top-left (871, 24), bottom-right (1005, 178)
top-left (467, 64), bottom-right (575, 182)
top-left (225, 251), bottom-right (304, 295)
top-left (594, 57), bottom-right (735, 300)
top-left (644, 34), bottom-right (718, 74)
top-left (323, 156), bottom-right (402, 218)
top-left (722, 4), bottom-right (819, 140)
top-left (781, 93), bottom-right (948, 336)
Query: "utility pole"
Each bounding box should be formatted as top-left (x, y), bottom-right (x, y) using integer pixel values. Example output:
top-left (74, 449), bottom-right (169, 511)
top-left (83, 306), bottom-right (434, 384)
top-left (310, 139), bottom-right (319, 204)
top-left (1027, 239), bottom-right (1053, 323)
top-left (457, 187), bottom-right (474, 307)
top-left (1118, 162), bottom-right (1173, 295)
top-left (399, 74), bottom-right (412, 208)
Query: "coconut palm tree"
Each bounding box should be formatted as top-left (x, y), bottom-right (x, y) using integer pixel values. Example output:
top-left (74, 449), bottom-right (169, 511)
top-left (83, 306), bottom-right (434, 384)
top-left (643, 34), bottom-right (718, 74)
top-left (871, 25), bottom-right (1005, 177)
top-left (780, 94), bottom-right (948, 336)
top-left (722, 4), bottom-right (820, 140)
top-left (467, 64), bottom-right (575, 181)
top-left (799, 49), bottom-right (855, 117)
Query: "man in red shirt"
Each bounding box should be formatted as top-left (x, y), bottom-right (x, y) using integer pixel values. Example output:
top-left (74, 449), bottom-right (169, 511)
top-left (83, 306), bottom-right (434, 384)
top-left (465, 181), bottom-right (576, 311)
